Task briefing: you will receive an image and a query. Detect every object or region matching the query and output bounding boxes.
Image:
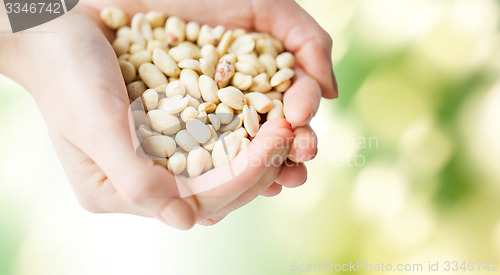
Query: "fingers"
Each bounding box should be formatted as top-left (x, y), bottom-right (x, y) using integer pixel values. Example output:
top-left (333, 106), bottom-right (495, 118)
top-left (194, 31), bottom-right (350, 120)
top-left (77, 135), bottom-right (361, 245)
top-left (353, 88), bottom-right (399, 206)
top-left (253, 0), bottom-right (338, 99)
top-left (52, 38), bottom-right (197, 229)
top-left (288, 125), bottom-right (318, 163)
top-left (181, 119), bottom-right (294, 218)
top-left (261, 183), bottom-right (283, 197)
top-left (84, 0), bottom-right (254, 29)
top-left (275, 161), bottom-right (308, 188)
top-left (283, 68), bottom-right (322, 127)
top-left (209, 142), bottom-right (290, 219)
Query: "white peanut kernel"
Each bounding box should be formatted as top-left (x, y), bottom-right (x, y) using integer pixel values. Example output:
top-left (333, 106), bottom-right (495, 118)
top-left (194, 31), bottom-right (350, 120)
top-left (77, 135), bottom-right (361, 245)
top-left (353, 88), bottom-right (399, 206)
top-left (104, 8), bottom-right (298, 177)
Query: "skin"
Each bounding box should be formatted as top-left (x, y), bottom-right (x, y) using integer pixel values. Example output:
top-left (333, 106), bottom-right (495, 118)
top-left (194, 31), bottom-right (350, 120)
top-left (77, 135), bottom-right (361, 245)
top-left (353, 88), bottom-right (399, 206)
top-left (0, 0), bottom-right (338, 229)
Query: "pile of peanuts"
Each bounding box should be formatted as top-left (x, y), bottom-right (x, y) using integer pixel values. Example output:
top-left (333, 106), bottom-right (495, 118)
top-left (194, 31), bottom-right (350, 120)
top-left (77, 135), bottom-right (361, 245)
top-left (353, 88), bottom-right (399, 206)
top-left (101, 7), bottom-right (295, 177)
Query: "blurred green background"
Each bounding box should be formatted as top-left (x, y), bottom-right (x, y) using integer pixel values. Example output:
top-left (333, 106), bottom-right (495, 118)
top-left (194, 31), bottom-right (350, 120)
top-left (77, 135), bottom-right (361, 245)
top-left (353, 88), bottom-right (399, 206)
top-left (1, 0), bottom-right (500, 274)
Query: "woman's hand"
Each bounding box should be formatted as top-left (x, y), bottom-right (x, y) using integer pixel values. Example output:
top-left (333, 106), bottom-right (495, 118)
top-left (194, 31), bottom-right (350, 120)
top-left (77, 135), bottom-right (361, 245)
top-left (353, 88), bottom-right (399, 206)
top-left (0, 0), bottom-right (337, 229)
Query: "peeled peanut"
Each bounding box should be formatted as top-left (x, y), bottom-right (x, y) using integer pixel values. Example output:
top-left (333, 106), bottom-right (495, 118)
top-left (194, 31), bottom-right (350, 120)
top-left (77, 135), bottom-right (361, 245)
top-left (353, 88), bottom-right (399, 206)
top-left (215, 59), bottom-right (235, 88)
top-left (208, 113), bottom-right (221, 131)
top-left (274, 80), bottom-right (292, 92)
top-left (243, 105), bottom-right (259, 137)
top-left (217, 30), bottom-right (234, 56)
top-left (129, 50), bottom-right (152, 69)
top-left (105, 9), bottom-right (298, 177)
top-left (239, 138), bottom-right (251, 152)
top-left (212, 25), bottom-right (226, 41)
top-left (138, 124), bottom-right (155, 139)
top-left (201, 44), bottom-right (219, 66)
top-left (145, 11), bottom-right (166, 28)
top-left (197, 25), bottom-right (218, 46)
top-left (180, 69), bottom-right (202, 99)
top-left (250, 73), bottom-right (272, 93)
top-left (152, 48), bottom-right (180, 77)
top-left (142, 135), bottom-right (176, 158)
top-left (245, 92), bottom-right (274, 113)
top-left (200, 58), bottom-right (216, 78)
top-left (215, 103), bottom-right (234, 124)
top-left (221, 114), bottom-right (243, 132)
top-left (217, 86), bottom-right (246, 110)
top-left (165, 80), bottom-right (186, 97)
top-left (169, 45), bottom-right (196, 62)
top-left (220, 53), bottom-right (237, 64)
top-left (117, 26), bottom-right (133, 41)
top-left (198, 102), bottom-right (217, 113)
top-left (180, 106), bottom-right (199, 122)
top-left (276, 52), bottom-right (295, 69)
top-left (127, 80), bottom-right (147, 100)
top-left (139, 63), bottom-right (168, 88)
top-left (230, 34), bottom-right (255, 56)
top-left (202, 125), bottom-right (218, 151)
top-left (131, 13), bottom-right (146, 45)
top-left (199, 75), bottom-right (220, 104)
top-left (168, 152), bottom-right (187, 175)
top-left (271, 68), bottom-right (295, 87)
top-left (141, 89), bottom-right (159, 111)
top-left (113, 38), bottom-right (131, 56)
top-left (153, 27), bottom-right (167, 41)
top-left (119, 60), bottom-right (137, 84)
top-left (156, 84), bottom-right (168, 94)
top-left (147, 40), bottom-right (166, 53)
top-left (159, 95), bottom-right (188, 114)
top-left (186, 21), bottom-right (201, 42)
top-left (130, 43), bottom-right (146, 54)
top-left (147, 110), bottom-right (181, 135)
top-left (185, 95), bottom-right (201, 109)
top-left (232, 73), bottom-right (253, 91)
top-left (203, 153), bottom-right (214, 172)
top-left (187, 146), bottom-right (211, 177)
top-left (235, 62), bottom-right (258, 77)
top-left (267, 99), bottom-right (285, 120)
top-left (197, 112), bottom-right (208, 124)
top-left (141, 20), bottom-right (154, 41)
top-left (259, 54), bottom-right (277, 77)
top-left (100, 7), bottom-right (127, 30)
top-left (234, 127), bottom-right (249, 139)
top-left (165, 16), bottom-right (186, 45)
top-left (118, 53), bottom-right (131, 61)
top-left (212, 132), bottom-right (240, 168)
top-left (178, 59), bottom-right (201, 72)
top-left (265, 91), bottom-right (283, 101)
top-left (175, 130), bottom-right (199, 152)
top-left (255, 35), bottom-right (279, 57)
top-left (178, 42), bottom-right (201, 59)
top-left (186, 119), bottom-right (211, 143)
top-left (232, 28), bottom-right (247, 39)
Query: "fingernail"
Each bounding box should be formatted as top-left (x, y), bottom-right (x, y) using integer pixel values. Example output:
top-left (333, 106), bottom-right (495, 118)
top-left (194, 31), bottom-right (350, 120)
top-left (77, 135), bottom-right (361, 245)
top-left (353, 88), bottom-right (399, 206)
top-left (161, 199), bottom-right (195, 230)
top-left (291, 112), bottom-right (314, 129)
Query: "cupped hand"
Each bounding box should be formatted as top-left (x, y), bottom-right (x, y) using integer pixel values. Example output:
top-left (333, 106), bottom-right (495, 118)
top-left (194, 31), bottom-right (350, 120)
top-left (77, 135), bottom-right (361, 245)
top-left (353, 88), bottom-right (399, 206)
top-left (87, 0), bottom-right (338, 207)
top-left (0, 0), bottom-right (337, 229)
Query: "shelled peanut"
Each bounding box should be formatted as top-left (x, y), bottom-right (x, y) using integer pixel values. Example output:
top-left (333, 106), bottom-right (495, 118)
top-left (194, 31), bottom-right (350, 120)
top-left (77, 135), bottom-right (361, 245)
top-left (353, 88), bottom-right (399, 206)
top-left (101, 8), bottom-right (294, 177)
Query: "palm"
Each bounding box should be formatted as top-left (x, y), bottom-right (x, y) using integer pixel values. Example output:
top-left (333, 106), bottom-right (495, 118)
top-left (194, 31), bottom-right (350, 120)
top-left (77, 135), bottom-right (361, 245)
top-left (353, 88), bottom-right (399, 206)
top-left (8, 0), bottom-right (336, 229)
